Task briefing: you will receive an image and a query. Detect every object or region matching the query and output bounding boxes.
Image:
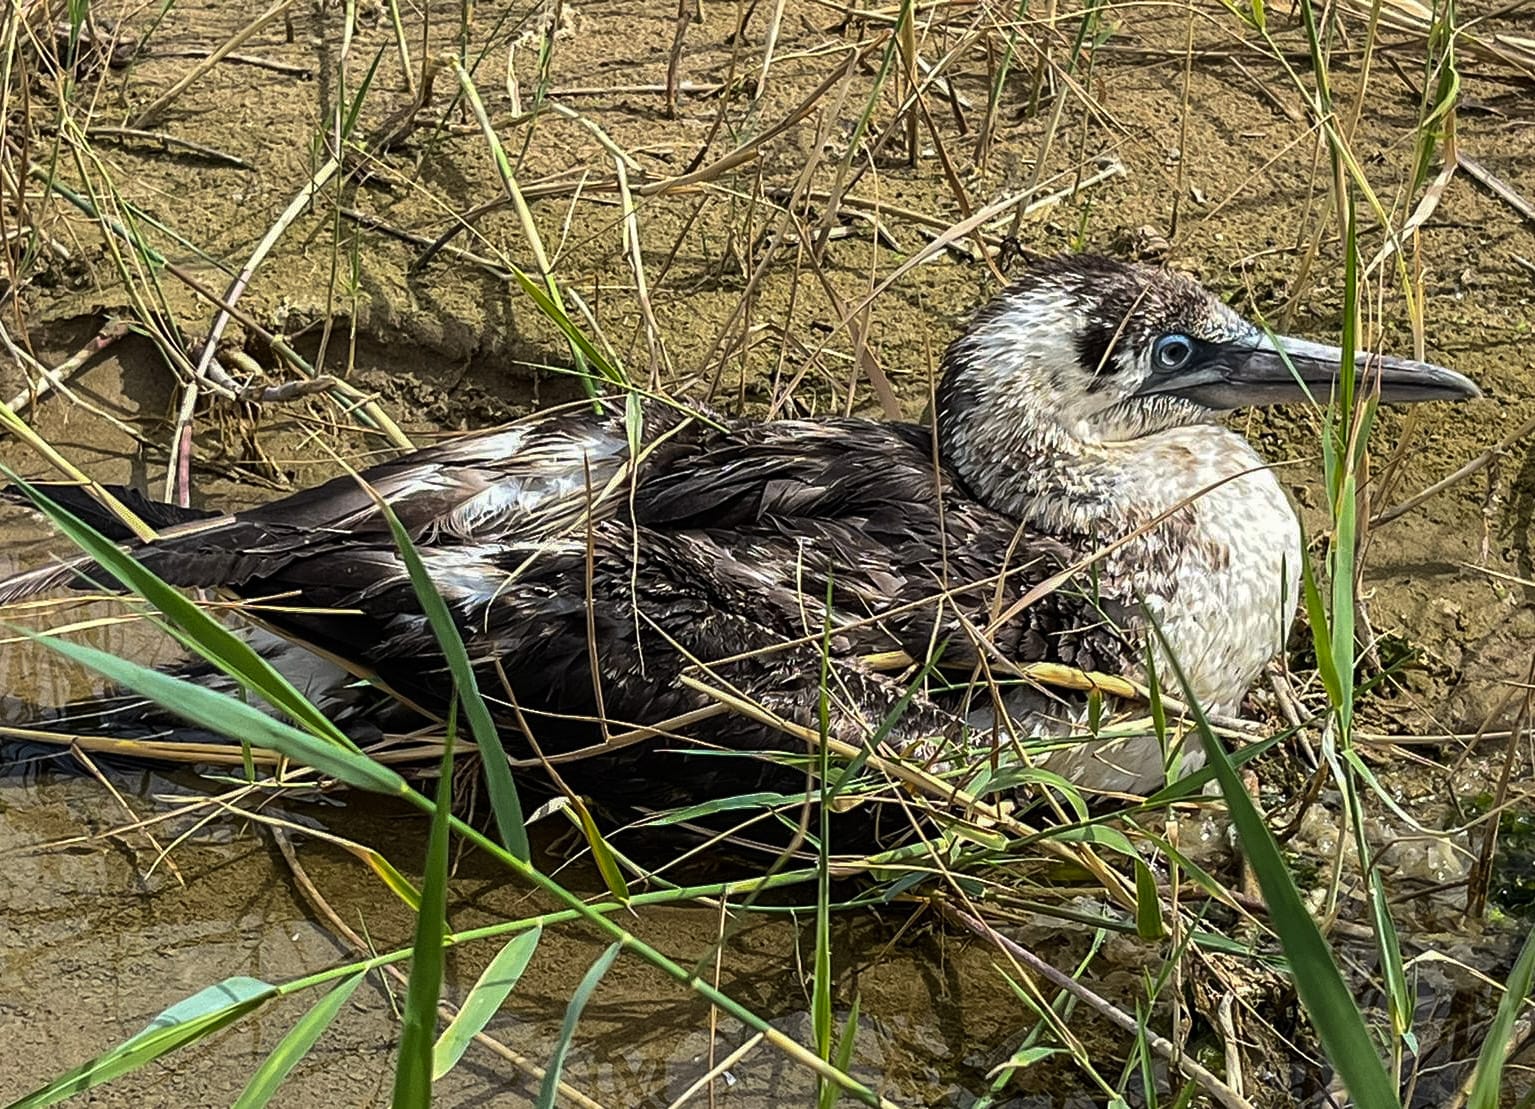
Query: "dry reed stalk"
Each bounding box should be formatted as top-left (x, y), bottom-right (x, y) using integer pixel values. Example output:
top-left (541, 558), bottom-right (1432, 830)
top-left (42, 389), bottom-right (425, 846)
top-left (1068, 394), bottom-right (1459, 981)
top-left (665, 1032), bottom-right (765, 1108)
top-left (1457, 152), bottom-right (1535, 225)
top-left (129, 0), bottom-right (301, 128)
top-left (21, 162), bottom-right (414, 451)
top-left (69, 742), bottom-right (186, 885)
top-left (665, 0), bottom-right (696, 119)
top-left (675, 673), bottom-right (1142, 912)
top-left (1336, 0), bottom-right (1535, 75)
top-left (802, 248), bottom-right (903, 419)
top-left (76, 126), bottom-right (251, 168)
top-left (700, 46), bottom-right (867, 397)
top-left (843, 157), bottom-right (1127, 322)
top-left (0, 319), bottom-right (129, 415)
top-left (169, 150), bottom-right (343, 504)
top-left (144, 49), bottom-right (312, 76)
top-left (613, 155), bottom-right (670, 387)
top-left (1466, 656), bottom-right (1535, 916)
top-left (947, 903), bottom-right (1258, 1109)
top-left (755, 0), bottom-right (789, 104)
top-left (1372, 406), bottom-right (1535, 527)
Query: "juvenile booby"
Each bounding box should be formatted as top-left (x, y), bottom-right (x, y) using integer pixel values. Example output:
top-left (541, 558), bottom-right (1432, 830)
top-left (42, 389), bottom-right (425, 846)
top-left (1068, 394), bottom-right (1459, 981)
top-left (0, 255), bottom-right (1479, 810)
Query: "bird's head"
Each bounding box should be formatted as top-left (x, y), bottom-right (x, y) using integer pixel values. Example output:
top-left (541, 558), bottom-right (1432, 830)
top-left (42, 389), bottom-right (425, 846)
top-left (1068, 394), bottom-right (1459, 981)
top-left (936, 254), bottom-right (1479, 510)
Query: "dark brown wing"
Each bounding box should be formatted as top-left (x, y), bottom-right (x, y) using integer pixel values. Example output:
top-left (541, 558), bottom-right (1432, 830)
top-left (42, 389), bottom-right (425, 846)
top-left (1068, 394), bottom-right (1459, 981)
top-left (228, 414), bottom-right (1132, 747)
top-left (0, 398), bottom-right (714, 600)
top-left (1, 399), bottom-right (1133, 806)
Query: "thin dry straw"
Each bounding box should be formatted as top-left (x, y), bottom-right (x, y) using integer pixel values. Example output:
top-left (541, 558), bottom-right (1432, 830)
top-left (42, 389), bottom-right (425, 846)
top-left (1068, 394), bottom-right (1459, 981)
top-left (129, 0), bottom-right (300, 128)
top-left (948, 905), bottom-right (1256, 1109)
top-left (677, 673), bottom-right (1141, 913)
top-left (25, 166), bottom-right (413, 450)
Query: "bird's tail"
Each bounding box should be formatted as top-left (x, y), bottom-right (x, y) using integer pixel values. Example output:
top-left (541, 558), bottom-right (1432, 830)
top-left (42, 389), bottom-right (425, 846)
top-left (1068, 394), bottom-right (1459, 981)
top-left (0, 481), bottom-right (222, 603)
top-left (2, 481), bottom-right (220, 539)
top-left (2, 481), bottom-right (406, 751)
top-left (2, 628), bottom-right (395, 777)
top-left (0, 690), bottom-right (235, 781)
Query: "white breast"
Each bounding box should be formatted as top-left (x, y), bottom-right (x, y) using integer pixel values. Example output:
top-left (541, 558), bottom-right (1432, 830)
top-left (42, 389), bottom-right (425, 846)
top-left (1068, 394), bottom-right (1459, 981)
top-left (971, 428), bottom-right (1302, 795)
top-left (1147, 439), bottom-right (1301, 715)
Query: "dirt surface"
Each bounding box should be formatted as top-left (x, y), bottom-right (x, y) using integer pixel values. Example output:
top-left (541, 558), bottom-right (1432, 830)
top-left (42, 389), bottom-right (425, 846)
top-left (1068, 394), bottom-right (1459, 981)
top-left (2, 0), bottom-right (1533, 1104)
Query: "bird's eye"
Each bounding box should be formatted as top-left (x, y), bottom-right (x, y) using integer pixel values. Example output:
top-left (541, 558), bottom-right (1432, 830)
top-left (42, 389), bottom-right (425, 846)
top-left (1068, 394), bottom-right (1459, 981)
top-left (1153, 334), bottom-right (1194, 370)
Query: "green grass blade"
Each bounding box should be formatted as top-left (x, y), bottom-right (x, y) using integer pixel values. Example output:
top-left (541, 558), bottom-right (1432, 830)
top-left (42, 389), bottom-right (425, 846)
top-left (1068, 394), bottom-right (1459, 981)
top-left (373, 496), bottom-right (530, 861)
top-left (980, 766), bottom-right (1089, 821)
top-left (1467, 927), bottom-right (1535, 1109)
top-left (1299, 534), bottom-right (1344, 707)
top-left (1320, 408), bottom-right (1341, 511)
top-left (342, 46), bottom-right (387, 143)
top-left (1149, 617), bottom-right (1401, 1109)
top-left (828, 644), bottom-right (951, 801)
top-left (391, 706), bottom-right (457, 1108)
top-left (1132, 858), bottom-right (1165, 942)
top-left (234, 973), bottom-right (366, 1109)
top-left (508, 268), bottom-right (624, 386)
top-left (1330, 469), bottom-right (1358, 730)
top-left (1330, 202), bottom-right (1360, 731)
top-left (814, 888), bottom-right (835, 1105)
top-left (825, 993), bottom-right (862, 1108)
top-left (449, 57), bottom-right (613, 394)
top-left (6, 473), bottom-right (356, 750)
top-left (1367, 868), bottom-right (1410, 1045)
top-left (21, 631), bottom-right (410, 795)
top-left (351, 845), bottom-right (424, 912)
top-left (433, 926), bottom-right (543, 1080)
top-left (562, 801), bottom-right (631, 902)
top-left (536, 943), bottom-right (622, 1109)
top-left (1138, 728), bottom-right (1285, 806)
top-left (646, 791), bottom-right (806, 824)
top-left (1337, 198), bottom-right (1359, 432)
top-left (988, 1046), bottom-right (1062, 1083)
top-left (1055, 823), bottom-right (1138, 858)
top-left (624, 390), bottom-right (645, 457)
top-left (814, 588), bottom-right (837, 1106)
top-left (11, 977), bottom-right (276, 1108)
top-left (1143, 645), bottom-right (1168, 749)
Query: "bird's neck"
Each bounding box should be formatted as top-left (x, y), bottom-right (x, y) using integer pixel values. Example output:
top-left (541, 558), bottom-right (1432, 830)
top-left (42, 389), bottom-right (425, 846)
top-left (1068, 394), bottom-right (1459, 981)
top-left (943, 406), bottom-right (1246, 545)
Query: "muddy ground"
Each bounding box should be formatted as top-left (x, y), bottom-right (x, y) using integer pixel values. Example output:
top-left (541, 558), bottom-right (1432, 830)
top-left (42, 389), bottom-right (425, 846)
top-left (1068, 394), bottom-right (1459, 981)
top-left (1, 0), bottom-right (1533, 1104)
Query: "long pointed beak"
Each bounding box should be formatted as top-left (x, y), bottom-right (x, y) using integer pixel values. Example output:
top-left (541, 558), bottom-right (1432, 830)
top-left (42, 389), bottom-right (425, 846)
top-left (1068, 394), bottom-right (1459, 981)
top-left (1141, 333), bottom-right (1481, 410)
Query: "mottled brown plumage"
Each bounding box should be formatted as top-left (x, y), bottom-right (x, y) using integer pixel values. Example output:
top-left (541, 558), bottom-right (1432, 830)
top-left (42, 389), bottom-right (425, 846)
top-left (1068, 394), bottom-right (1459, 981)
top-left (4, 397), bottom-right (1125, 810)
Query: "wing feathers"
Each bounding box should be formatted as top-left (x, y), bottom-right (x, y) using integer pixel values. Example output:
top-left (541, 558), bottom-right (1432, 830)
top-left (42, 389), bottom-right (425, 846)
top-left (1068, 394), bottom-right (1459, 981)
top-left (0, 396), bottom-right (1133, 793)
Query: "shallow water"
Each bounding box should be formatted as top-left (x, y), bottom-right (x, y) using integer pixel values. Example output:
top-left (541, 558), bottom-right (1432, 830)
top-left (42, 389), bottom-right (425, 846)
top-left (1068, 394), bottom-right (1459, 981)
top-left (0, 481), bottom-right (1038, 1106)
top-left (0, 743), bottom-right (1048, 1106)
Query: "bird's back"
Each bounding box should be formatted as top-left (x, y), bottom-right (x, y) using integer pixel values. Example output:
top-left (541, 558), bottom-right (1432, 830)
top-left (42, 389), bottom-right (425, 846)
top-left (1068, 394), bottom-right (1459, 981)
top-left (2, 397), bottom-right (1133, 809)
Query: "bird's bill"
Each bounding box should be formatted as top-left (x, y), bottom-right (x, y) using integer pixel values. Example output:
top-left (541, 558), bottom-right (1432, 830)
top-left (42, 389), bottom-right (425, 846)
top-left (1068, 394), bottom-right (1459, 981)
top-left (1142, 333), bottom-right (1481, 410)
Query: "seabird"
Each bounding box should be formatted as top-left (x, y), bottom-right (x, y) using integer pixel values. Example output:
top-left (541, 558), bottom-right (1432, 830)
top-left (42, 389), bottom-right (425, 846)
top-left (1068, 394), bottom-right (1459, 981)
top-left (0, 254), bottom-right (1480, 812)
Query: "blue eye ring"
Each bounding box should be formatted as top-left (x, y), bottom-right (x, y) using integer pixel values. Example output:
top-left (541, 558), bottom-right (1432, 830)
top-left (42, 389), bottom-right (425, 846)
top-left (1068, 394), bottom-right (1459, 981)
top-left (1153, 333), bottom-right (1194, 370)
